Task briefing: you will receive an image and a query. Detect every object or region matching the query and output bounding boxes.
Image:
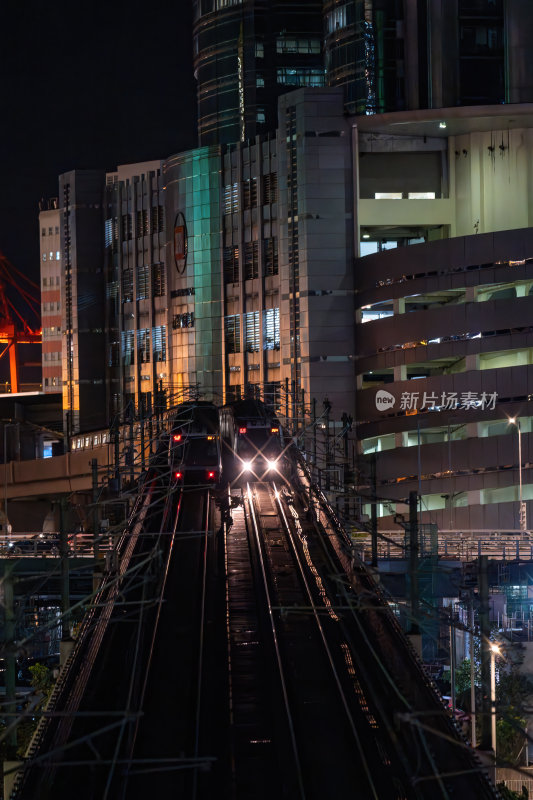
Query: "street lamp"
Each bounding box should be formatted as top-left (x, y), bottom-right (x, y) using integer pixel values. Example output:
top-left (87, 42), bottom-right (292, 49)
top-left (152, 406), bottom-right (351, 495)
top-left (509, 418), bottom-right (527, 531)
top-left (490, 642), bottom-right (501, 757)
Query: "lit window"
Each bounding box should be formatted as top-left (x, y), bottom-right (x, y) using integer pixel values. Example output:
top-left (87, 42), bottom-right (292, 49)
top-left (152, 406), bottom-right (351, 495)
top-left (49, 251), bottom-right (54, 260)
top-left (256, 109), bottom-right (266, 123)
top-left (255, 41), bottom-right (264, 58)
top-left (326, 4), bottom-right (347, 34)
top-left (56, 250), bottom-right (60, 259)
top-left (408, 192), bottom-right (436, 199)
top-left (277, 68), bottom-right (325, 87)
top-left (42, 254), bottom-right (46, 262)
top-left (374, 193), bottom-right (403, 200)
top-left (256, 75), bottom-right (265, 88)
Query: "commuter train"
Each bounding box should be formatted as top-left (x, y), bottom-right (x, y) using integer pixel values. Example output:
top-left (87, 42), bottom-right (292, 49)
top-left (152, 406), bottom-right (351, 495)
top-left (220, 399), bottom-right (284, 479)
top-left (168, 402), bottom-right (222, 485)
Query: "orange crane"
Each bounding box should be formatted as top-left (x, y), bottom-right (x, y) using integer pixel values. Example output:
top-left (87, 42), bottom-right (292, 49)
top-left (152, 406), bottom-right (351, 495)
top-left (0, 250), bottom-right (41, 394)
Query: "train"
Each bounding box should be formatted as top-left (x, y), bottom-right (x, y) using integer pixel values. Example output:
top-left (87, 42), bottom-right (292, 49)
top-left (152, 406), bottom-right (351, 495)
top-left (219, 399), bottom-right (284, 479)
top-left (168, 401), bottom-right (222, 486)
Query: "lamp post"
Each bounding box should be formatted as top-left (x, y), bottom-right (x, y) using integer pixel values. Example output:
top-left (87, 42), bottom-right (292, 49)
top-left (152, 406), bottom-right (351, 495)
top-left (490, 643), bottom-right (500, 757)
top-left (509, 418), bottom-right (527, 531)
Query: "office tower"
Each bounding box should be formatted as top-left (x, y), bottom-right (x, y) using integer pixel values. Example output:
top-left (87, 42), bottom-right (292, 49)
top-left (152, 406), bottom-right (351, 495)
top-left (192, 0), bottom-right (324, 145)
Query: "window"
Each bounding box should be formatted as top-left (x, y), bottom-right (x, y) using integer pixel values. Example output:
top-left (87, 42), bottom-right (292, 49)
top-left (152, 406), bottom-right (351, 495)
top-left (48, 227), bottom-right (53, 235)
top-left (173, 312), bottom-right (195, 329)
top-left (55, 226), bottom-right (59, 234)
top-left (56, 250), bottom-right (60, 260)
top-left (121, 214), bottom-right (133, 240)
top-left (42, 277), bottom-right (47, 287)
top-left (243, 178), bottom-right (258, 209)
top-left (223, 183), bottom-right (239, 214)
top-left (223, 246), bottom-right (239, 283)
top-left (225, 315), bottom-right (241, 354)
top-left (276, 37), bottom-right (321, 54)
top-left (244, 311), bottom-right (260, 352)
top-left (263, 308), bottom-right (280, 350)
top-left (136, 209), bottom-right (149, 237)
top-left (264, 237), bottom-right (278, 276)
top-left (122, 268), bottom-right (133, 302)
top-left (256, 75), bottom-right (265, 88)
top-left (263, 173), bottom-right (277, 205)
top-left (244, 241), bottom-right (259, 279)
top-left (137, 263), bottom-right (149, 300)
top-left (375, 192), bottom-right (403, 199)
top-left (408, 192), bottom-right (436, 200)
top-left (152, 325), bottom-right (167, 361)
top-left (153, 262), bottom-right (166, 296)
top-left (121, 331), bottom-right (135, 365)
top-left (256, 109), bottom-right (266, 124)
top-left (137, 329), bottom-right (150, 363)
top-left (255, 41), bottom-right (264, 58)
top-left (41, 228), bottom-right (46, 237)
top-left (216, 0), bottom-right (243, 7)
top-left (150, 205), bottom-right (165, 234)
top-left (49, 251), bottom-right (54, 260)
top-left (326, 4), bottom-right (348, 33)
top-left (276, 68), bottom-right (325, 87)
top-left (42, 254), bottom-right (47, 262)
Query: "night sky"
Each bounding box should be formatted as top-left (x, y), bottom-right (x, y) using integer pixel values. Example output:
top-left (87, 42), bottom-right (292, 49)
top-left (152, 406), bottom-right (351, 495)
top-left (0, 0), bottom-right (197, 287)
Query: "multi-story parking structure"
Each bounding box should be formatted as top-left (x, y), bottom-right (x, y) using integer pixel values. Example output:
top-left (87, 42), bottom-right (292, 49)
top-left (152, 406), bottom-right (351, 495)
top-left (353, 105), bottom-right (533, 531)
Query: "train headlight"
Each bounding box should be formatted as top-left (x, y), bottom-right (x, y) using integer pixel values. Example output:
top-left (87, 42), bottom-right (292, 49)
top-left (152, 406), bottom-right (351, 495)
top-left (267, 459), bottom-right (278, 471)
top-left (243, 460), bottom-right (252, 471)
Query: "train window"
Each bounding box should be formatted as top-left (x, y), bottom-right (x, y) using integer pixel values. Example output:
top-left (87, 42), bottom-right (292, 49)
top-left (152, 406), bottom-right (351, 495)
top-left (85, 437), bottom-right (90, 447)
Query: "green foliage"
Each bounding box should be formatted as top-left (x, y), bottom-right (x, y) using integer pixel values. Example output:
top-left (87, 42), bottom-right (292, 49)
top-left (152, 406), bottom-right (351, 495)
top-left (497, 782), bottom-right (529, 799)
top-left (29, 662), bottom-right (53, 694)
top-left (497, 707), bottom-right (527, 764)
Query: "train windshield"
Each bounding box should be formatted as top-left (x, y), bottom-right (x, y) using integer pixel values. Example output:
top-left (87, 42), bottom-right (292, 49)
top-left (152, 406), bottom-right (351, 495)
top-left (184, 438), bottom-right (219, 466)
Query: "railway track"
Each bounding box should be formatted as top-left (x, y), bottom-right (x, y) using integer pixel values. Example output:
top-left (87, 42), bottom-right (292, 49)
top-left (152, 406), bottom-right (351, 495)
top-left (225, 480), bottom-right (401, 799)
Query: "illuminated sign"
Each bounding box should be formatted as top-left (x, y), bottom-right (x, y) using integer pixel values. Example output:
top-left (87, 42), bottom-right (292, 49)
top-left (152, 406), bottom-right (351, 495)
top-left (174, 211), bottom-right (188, 274)
top-left (376, 389), bottom-right (498, 412)
top-left (375, 390), bottom-right (395, 410)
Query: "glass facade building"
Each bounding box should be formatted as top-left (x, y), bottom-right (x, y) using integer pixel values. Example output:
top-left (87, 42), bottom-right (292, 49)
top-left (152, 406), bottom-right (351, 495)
top-left (192, 0), bottom-right (324, 145)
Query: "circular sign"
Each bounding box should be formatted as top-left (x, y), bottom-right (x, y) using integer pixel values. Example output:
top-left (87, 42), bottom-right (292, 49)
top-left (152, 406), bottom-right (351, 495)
top-left (174, 211), bottom-right (188, 274)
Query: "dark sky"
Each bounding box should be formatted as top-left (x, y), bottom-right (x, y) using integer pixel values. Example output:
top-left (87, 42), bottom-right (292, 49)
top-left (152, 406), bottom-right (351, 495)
top-left (0, 0), bottom-right (197, 286)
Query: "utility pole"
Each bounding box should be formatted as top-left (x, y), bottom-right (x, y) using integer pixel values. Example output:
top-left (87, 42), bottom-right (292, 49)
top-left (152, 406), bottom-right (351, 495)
top-left (59, 498), bottom-right (73, 666)
top-left (91, 458), bottom-right (99, 560)
top-left (312, 398), bottom-right (317, 475)
top-left (408, 490), bottom-right (420, 637)
top-left (324, 397), bottom-right (331, 491)
top-left (371, 454), bottom-right (378, 568)
top-left (478, 555), bottom-right (492, 752)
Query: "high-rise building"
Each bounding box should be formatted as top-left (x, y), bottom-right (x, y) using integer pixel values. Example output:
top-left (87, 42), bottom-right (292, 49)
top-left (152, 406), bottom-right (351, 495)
top-left (324, 0), bottom-right (533, 115)
top-left (192, 0), bottom-right (324, 145)
top-left (59, 170), bottom-right (106, 438)
top-left (39, 200), bottom-right (62, 393)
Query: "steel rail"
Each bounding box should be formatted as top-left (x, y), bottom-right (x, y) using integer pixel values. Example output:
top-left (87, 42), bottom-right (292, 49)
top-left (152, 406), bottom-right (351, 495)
top-left (192, 489), bottom-right (210, 800)
top-left (271, 481), bottom-right (380, 800)
top-left (118, 485), bottom-right (184, 798)
top-left (104, 480), bottom-right (182, 799)
top-left (245, 483), bottom-right (307, 800)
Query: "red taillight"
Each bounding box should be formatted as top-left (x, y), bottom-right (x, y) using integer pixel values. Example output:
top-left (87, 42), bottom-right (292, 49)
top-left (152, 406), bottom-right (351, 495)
top-left (271, 427), bottom-right (279, 434)
top-left (206, 470), bottom-right (217, 481)
top-left (239, 427), bottom-right (247, 435)
top-left (173, 434), bottom-right (182, 442)
top-left (174, 471), bottom-right (183, 480)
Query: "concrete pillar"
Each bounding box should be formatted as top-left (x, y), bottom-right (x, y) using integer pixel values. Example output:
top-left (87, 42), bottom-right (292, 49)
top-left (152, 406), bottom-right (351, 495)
top-left (394, 364), bottom-right (407, 381)
top-left (393, 297), bottom-right (405, 315)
